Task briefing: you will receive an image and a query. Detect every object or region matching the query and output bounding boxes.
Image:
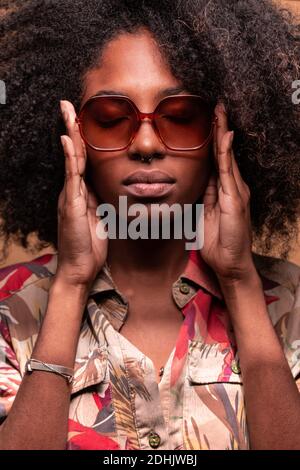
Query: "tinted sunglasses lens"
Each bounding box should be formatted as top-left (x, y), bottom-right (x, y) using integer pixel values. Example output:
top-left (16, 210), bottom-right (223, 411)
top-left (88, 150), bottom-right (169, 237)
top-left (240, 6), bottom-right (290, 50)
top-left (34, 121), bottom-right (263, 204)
top-left (155, 96), bottom-right (213, 149)
top-left (80, 97), bottom-right (137, 150)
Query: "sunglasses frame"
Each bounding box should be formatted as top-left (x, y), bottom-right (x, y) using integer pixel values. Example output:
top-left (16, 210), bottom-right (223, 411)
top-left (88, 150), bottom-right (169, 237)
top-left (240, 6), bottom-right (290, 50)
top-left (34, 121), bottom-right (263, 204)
top-left (75, 94), bottom-right (217, 152)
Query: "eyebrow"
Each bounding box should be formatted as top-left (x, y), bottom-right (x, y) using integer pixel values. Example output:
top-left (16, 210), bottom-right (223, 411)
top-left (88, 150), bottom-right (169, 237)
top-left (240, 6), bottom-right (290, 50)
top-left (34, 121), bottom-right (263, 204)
top-left (92, 86), bottom-right (187, 100)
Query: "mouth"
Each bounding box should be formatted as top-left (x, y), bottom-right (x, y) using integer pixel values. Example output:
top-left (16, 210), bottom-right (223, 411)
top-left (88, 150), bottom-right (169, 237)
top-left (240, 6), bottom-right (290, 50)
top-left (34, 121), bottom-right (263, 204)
top-left (122, 170), bottom-right (176, 198)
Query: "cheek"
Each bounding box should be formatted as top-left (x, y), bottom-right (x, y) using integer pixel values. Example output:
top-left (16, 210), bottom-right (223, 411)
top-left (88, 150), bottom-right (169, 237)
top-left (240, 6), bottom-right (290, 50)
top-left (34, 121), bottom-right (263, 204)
top-left (194, 157), bottom-right (212, 188)
top-left (85, 152), bottom-right (122, 203)
top-left (177, 152), bottom-right (213, 202)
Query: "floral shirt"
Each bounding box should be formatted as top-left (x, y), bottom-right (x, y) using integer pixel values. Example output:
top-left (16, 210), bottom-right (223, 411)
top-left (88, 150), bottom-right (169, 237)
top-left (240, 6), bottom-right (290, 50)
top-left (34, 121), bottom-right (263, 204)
top-left (0, 250), bottom-right (299, 450)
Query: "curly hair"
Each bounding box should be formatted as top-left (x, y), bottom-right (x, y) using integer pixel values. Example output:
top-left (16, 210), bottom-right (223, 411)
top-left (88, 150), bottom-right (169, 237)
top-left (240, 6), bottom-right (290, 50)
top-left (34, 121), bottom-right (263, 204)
top-left (0, 0), bottom-right (299, 262)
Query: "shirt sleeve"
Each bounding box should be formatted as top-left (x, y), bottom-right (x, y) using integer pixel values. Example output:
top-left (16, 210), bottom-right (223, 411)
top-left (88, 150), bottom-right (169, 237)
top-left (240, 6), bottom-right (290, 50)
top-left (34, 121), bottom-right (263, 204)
top-left (285, 276), bottom-right (300, 384)
top-left (0, 314), bottom-right (22, 424)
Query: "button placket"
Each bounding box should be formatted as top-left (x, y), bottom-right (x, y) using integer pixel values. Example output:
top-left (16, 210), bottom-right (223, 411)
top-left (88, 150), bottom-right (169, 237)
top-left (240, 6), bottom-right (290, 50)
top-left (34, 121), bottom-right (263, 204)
top-left (119, 344), bottom-right (169, 449)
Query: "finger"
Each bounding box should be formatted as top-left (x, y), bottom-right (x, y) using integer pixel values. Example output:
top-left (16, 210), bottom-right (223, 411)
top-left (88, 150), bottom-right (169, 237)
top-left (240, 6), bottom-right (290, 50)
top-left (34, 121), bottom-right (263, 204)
top-left (212, 124), bottom-right (222, 194)
top-left (86, 185), bottom-right (100, 213)
top-left (215, 103), bottom-right (248, 200)
top-left (202, 171), bottom-right (218, 211)
top-left (61, 135), bottom-right (81, 203)
top-left (212, 120), bottom-right (218, 172)
top-left (217, 131), bottom-right (240, 197)
top-left (88, 194), bottom-right (108, 247)
top-left (60, 100), bottom-right (87, 176)
top-left (230, 151), bottom-right (251, 203)
top-left (215, 102), bottom-right (229, 152)
top-left (57, 188), bottom-right (66, 219)
top-left (86, 187), bottom-right (103, 238)
top-left (214, 102), bottom-right (228, 192)
top-left (80, 177), bottom-right (88, 199)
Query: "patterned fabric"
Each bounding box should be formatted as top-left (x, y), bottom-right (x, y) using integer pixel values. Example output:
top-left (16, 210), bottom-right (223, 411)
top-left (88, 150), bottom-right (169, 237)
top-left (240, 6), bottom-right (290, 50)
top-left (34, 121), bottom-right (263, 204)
top-left (0, 250), bottom-right (299, 450)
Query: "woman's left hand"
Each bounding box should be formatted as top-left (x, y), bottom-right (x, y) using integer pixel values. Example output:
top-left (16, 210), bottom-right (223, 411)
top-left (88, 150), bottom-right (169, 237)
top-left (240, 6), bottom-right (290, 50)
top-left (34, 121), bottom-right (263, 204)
top-left (200, 102), bottom-right (256, 284)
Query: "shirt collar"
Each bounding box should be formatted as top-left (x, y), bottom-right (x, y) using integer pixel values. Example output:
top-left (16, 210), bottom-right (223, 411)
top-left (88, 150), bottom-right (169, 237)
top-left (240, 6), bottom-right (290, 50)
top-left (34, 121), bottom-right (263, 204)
top-left (71, 250), bottom-right (224, 393)
top-left (89, 262), bottom-right (128, 304)
top-left (88, 249), bottom-right (223, 302)
top-left (179, 249), bottom-right (223, 300)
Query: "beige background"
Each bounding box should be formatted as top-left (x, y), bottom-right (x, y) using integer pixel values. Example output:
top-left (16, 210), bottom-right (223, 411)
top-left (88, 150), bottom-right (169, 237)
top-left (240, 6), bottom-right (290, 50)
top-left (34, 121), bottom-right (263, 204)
top-left (0, 0), bottom-right (299, 267)
top-left (270, 0), bottom-right (300, 265)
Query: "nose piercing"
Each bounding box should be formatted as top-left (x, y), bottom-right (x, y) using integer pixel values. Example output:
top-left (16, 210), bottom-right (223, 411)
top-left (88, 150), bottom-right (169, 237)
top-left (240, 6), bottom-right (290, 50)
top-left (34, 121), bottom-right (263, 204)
top-left (140, 155), bottom-right (153, 164)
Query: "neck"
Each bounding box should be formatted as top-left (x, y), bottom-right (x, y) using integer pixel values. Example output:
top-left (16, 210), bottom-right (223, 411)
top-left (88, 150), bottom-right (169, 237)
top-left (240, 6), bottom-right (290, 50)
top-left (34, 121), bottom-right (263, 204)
top-left (105, 201), bottom-right (201, 289)
top-left (107, 237), bottom-right (190, 287)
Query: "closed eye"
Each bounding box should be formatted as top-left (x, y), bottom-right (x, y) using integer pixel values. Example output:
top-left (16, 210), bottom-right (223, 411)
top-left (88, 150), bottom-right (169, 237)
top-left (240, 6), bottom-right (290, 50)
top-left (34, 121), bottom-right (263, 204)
top-left (95, 116), bottom-right (128, 128)
top-left (162, 115), bottom-right (193, 124)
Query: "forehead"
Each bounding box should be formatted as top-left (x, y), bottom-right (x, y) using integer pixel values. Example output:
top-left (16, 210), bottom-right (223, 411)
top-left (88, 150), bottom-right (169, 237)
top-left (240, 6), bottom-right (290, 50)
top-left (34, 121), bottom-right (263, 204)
top-left (81, 29), bottom-right (184, 106)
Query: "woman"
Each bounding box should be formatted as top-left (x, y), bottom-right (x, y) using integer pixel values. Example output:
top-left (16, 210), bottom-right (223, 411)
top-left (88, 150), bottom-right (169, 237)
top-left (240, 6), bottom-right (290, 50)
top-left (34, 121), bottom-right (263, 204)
top-left (0, 0), bottom-right (299, 450)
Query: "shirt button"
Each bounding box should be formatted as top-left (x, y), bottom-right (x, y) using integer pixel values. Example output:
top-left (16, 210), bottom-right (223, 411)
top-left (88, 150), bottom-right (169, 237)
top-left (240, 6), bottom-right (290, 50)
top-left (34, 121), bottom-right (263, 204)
top-left (179, 282), bottom-right (190, 294)
top-left (148, 431), bottom-right (161, 449)
top-left (231, 359), bottom-right (241, 374)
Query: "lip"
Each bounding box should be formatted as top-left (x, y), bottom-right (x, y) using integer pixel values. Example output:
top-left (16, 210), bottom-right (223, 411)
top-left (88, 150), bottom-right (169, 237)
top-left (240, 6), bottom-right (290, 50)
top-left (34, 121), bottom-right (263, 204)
top-left (122, 170), bottom-right (176, 198)
top-left (123, 169), bottom-right (176, 185)
top-left (124, 182), bottom-right (175, 198)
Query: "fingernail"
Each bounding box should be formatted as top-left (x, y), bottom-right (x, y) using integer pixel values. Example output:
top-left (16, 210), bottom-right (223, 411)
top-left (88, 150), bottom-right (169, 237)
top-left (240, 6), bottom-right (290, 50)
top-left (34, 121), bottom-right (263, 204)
top-left (60, 135), bottom-right (67, 147)
top-left (60, 100), bottom-right (66, 111)
top-left (215, 103), bottom-right (221, 114)
top-left (60, 100), bottom-right (69, 121)
top-left (220, 102), bottom-right (227, 114)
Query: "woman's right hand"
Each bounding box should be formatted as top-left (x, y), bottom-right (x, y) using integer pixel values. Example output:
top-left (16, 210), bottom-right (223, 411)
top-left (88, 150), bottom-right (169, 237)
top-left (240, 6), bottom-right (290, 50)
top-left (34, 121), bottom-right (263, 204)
top-left (55, 100), bottom-right (108, 289)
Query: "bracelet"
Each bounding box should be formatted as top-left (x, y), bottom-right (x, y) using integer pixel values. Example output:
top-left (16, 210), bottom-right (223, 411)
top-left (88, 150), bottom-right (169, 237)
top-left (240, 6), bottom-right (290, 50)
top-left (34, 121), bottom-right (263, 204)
top-left (25, 358), bottom-right (74, 384)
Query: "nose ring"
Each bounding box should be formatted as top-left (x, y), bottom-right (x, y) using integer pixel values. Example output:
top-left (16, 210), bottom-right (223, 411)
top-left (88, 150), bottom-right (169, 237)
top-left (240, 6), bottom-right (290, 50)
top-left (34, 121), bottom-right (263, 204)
top-left (140, 155), bottom-right (153, 164)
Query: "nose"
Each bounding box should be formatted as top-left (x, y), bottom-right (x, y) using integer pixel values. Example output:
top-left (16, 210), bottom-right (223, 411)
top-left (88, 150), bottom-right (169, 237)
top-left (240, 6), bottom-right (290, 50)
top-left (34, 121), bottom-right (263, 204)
top-left (127, 118), bottom-right (166, 162)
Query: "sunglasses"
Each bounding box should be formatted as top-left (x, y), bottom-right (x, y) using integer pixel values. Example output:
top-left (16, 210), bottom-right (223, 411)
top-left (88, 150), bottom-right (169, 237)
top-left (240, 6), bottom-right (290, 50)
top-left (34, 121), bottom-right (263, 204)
top-left (75, 94), bottom-right (216, 152)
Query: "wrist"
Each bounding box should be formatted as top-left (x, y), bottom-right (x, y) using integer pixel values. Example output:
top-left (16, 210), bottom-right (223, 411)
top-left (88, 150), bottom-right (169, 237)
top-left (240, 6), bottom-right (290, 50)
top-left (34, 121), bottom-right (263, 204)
top-left (54, 263), bottom-right (96, 291)
top-left (217, 265), bottom-right (272, 334)
top-left (50, 274), bottom-right (91, 306)
top-left (33, 278), bottom-right (89, 367)
top-left (217, 263), bottom-right (262, 297)
top-left (219, 275), bottom-right (282, 365)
